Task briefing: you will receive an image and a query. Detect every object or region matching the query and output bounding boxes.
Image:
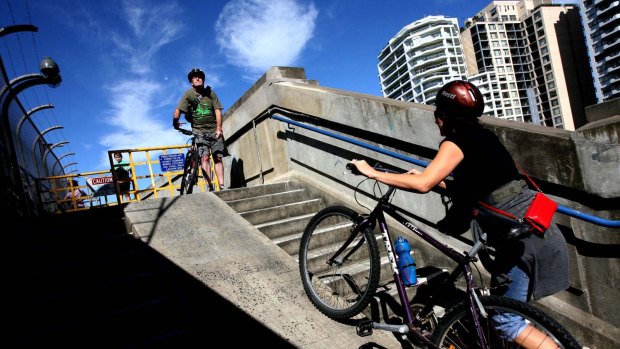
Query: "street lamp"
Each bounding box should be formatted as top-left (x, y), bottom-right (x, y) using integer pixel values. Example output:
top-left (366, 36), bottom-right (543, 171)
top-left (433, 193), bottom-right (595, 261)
top-left (0, 53), bottom-right (61, 216)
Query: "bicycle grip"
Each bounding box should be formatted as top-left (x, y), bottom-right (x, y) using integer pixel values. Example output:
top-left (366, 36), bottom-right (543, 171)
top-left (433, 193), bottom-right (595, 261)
top-left (346, 162), bottom-right (361, 175)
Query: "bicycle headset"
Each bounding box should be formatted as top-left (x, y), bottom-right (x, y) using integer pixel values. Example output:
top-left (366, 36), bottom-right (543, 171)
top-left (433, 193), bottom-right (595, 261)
top-left (435, 80), bottom-right (485, 120)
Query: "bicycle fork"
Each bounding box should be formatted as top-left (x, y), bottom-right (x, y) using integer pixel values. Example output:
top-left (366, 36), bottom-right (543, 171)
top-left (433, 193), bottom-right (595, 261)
top-left (354, 212), bottom-right (437, 347)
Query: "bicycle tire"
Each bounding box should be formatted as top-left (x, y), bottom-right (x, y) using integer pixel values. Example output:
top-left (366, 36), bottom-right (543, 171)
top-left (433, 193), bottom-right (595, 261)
top-left (180, 151), bottom-right (199, 195)
top-left (432, 295), bottom-right (581, 349)
top-left (299, 206), bottom-right (381, 319)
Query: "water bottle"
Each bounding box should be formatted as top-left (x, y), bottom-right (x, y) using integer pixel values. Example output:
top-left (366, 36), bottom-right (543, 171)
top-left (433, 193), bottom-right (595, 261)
top-left (394, 236), bottom-right (417, 286)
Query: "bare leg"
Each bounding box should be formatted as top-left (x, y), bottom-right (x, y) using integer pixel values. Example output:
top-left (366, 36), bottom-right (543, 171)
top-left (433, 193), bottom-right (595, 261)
top-left (213, 157), bottom-right (224, 190)
top-left (201, 155), bottom-right (213, 188)
top-left (514, 325), bottom-right (560, 349)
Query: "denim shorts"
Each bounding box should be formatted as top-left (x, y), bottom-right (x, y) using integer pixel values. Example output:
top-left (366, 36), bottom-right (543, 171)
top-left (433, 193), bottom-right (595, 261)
top-left (492, 265), bottom-right (529, 340)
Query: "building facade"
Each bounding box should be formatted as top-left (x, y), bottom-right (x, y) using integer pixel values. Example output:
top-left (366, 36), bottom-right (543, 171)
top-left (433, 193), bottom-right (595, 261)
top-left (377, 16), bottom-right (467, 105)
top-left (579, 0), bottom-right (620, 102)
top-left (379, 1), bottom-right (598, 131)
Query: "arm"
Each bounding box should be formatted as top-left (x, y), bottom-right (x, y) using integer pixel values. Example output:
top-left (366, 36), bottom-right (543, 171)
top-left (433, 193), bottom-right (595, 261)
top-left (173, 109), bottom-right (182, 129)
top-left (215, 108), bottom-right (223, 138)
top-left (350, 140), bottom-right (464, 193)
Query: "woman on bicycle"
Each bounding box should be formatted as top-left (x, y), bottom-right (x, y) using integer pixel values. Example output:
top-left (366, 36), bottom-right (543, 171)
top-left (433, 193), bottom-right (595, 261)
top-left (350, 80), bottom-right (569, 349)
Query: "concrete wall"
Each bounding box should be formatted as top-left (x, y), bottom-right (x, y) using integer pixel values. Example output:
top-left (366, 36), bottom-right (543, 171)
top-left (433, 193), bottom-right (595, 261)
top-left (221, 67), bottom-right (620, 349)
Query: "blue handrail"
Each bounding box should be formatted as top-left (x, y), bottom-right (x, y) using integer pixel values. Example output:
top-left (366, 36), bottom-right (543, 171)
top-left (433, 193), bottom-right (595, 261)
top-left (271, 114), bottom-right (620, 228)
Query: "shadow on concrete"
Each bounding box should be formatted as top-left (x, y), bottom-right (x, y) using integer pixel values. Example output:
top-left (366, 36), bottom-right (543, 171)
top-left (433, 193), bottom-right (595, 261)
top-left (8, 206), bottom-right (295, 348)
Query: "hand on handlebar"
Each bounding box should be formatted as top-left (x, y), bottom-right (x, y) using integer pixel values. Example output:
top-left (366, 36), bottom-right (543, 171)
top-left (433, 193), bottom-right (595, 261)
top-left (347, 159), bottom-right (373, 177)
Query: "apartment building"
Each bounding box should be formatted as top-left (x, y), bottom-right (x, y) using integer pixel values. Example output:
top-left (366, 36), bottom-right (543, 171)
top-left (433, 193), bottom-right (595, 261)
top-left (379, 1), bottom-right (597, 131)
top-left (579, 0), bottom-right (620, 102)
top-left (377, 16), bottom-right (467, 105)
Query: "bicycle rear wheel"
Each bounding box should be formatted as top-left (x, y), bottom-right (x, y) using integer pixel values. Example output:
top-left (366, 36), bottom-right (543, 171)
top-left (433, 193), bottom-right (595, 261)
top-left (432, 295), bottom-right (581, 349)
top-left (180, 151), bottom-right (198, 195)
top-left (298, 206), bottom-right (381, 319)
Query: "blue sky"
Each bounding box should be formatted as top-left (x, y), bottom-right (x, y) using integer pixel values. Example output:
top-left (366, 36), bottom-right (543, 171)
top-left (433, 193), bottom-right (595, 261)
top-left (1, 0), bottom-right (576, 174)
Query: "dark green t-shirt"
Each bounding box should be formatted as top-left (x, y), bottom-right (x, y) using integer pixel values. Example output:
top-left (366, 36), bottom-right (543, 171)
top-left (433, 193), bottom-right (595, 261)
top-left (176, 86), bottom-right (223, 133)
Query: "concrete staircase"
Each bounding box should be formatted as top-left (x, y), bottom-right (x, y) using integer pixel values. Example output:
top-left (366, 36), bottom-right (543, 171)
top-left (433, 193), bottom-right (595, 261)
top-left (214, 179), bottom-right (437, 324)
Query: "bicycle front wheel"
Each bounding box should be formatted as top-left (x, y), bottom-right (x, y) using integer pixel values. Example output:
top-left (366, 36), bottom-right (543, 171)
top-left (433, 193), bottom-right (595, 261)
top-left (432, 295), bottom-right (581, 349)
top-left (180, 151), bottom-right (198, 195)
top-left (299, 206), bottom-right (381, 320)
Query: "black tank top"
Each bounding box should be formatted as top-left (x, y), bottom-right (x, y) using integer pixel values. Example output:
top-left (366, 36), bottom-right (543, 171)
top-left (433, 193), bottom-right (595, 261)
top-left (442, 126), bottom-right (520, 204)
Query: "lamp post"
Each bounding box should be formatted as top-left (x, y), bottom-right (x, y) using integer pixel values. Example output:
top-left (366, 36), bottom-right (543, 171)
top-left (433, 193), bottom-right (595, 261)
top-left (0, 55), bottom-right (62, 216)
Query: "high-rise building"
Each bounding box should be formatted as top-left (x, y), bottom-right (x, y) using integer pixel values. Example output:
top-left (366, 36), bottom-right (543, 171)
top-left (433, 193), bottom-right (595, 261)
top-left (377, 16), bottom-right (468, 105)
top-left (378, 1), bottom-right (598, 131)
top-left (579, 0), bottom-right (620, 102)
top-left (461, 0), bottom-right (596, 130)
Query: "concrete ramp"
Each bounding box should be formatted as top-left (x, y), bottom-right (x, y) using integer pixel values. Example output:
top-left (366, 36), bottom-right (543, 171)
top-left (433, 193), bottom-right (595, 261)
top-left (124, 191), bottom-right (405, 348)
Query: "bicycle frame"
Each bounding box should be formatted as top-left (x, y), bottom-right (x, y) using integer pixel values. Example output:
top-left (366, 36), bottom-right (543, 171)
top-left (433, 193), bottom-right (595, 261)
top-left (343, 185), bottom-right (489, 348)
top-left (178, 129), bottom-right (220, 192)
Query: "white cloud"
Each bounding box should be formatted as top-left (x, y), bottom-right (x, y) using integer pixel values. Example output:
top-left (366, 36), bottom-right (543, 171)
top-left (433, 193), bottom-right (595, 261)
top-left (92, 0), bottom-right (187, 168)
top-left (215, 0), bottom-right (318, 80)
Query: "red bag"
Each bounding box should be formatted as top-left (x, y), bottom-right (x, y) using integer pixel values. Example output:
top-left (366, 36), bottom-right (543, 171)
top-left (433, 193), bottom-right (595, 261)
top-left (524, 192), bottom-right (558, 234)
top-left (478, 163), bottom-right (558, 235)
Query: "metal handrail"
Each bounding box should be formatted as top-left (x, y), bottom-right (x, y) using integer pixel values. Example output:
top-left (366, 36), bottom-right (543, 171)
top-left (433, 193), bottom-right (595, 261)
top-left (271, 113), bottom-right (620, 228)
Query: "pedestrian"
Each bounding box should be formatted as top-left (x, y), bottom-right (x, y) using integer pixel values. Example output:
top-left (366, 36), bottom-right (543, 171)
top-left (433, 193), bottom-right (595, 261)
top-left (349, 80), bottom-right (569, 349)
top-left (64, 179), bottom-right (88, 210)
top-left (172, 67), bottom-right (227, 191)
top-left (113, 152), bottom-right (132, 201)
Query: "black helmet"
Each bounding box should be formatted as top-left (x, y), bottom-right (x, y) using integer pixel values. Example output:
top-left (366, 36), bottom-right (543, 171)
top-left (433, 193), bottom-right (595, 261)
top-left (435, 80), bottom-right (484, 119)
top-left (187, 68), bottom-right (205, 82)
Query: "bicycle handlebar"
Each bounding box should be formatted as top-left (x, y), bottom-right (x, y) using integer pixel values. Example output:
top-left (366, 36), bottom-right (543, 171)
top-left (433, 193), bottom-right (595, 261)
top-left (177, 128), bottom-right (193, 136)
top-left (346, 161), bottom-right (402, 175)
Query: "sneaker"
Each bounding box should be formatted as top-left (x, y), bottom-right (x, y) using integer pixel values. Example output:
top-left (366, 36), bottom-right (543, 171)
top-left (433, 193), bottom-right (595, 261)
top-left (219, 185), bottom-right (227, 191)
top-left (207, 184), bottom-right (214, 192)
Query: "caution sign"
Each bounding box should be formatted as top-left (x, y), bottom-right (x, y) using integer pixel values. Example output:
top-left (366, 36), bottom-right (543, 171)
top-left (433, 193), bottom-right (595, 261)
top-left (87, 176), bottom-right (116, 197)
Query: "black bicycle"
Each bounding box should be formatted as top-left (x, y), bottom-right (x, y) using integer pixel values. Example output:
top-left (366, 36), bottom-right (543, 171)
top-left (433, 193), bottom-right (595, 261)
top-left (177, 128), bottom-right (212, 195)
top-left (298, 162), bottom-right (581, 348)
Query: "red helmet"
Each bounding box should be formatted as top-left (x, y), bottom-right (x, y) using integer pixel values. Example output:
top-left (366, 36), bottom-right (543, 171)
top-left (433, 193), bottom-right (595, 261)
top-left (435, 80), bottom-right (484, 119)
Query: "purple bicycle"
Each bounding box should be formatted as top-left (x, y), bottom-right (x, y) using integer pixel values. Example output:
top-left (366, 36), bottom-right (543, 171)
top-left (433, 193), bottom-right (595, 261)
top-left (298, 162), bottom-right (580, 348)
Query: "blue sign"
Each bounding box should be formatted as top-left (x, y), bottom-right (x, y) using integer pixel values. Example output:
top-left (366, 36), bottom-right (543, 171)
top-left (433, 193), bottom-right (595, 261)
top-left (160, 153), bottom-right (185, 172)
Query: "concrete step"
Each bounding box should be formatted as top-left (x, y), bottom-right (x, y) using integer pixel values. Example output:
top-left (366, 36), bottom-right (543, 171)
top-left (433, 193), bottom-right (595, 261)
top-left (239, 198), bottom-right (323, 226)
top-left (225, 188), bottom-right (310, 212)
top-left (218, 179), bottom-right (437, 331)
top-left (214, 180), bottom-right (305, 201)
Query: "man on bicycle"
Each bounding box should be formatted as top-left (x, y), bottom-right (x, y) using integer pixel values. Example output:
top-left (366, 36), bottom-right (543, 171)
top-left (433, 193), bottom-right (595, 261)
top-left (173, 67), bottom-right (226, 191)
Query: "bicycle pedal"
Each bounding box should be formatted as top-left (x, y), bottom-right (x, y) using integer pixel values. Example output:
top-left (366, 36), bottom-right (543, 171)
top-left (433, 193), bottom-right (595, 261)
top-left (356, 320), bottom-right (373, 337)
